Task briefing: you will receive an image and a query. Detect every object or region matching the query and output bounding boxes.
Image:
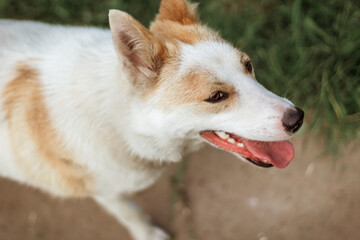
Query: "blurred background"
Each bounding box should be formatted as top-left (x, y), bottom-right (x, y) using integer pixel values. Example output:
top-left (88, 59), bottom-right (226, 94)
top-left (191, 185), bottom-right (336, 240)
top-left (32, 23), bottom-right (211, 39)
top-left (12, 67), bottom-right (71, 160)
top-left (0, 0), bottom-right (359, 239)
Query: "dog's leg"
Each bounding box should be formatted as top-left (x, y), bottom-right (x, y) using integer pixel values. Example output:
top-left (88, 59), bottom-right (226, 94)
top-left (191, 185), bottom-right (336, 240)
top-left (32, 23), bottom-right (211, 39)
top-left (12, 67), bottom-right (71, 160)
top-left (94, 195), bottom-right (169, 240)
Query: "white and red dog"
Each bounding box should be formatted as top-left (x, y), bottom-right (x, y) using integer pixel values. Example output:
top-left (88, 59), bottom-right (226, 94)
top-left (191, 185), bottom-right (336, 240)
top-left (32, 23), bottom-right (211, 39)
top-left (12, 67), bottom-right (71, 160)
top-left (0, 0), bottom-right (304, 239)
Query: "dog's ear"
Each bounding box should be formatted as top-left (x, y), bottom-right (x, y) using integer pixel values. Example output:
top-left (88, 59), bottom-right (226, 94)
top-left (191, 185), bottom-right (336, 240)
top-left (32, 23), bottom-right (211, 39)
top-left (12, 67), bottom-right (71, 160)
top-left (156, 0), bottom-right (199, 25)
top-left (109, 10), bottom-right (166, 81)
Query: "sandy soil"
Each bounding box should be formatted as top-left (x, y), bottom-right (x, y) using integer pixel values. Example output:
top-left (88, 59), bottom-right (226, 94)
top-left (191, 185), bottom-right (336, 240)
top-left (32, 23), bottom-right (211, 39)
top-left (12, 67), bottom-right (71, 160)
top-left (0, 135), bottom-right (359, 240)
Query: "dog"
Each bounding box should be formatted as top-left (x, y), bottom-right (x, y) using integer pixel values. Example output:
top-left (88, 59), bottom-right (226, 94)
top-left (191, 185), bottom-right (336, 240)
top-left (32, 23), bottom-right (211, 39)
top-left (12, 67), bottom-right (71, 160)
top-left (0, 0), bottom-right (304, 239)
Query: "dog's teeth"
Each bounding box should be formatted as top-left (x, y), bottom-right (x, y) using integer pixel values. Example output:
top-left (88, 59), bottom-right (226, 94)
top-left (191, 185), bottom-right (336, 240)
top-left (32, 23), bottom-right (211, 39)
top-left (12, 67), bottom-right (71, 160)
top-left (237, 143), bottom-right (244, 148)
top-left (215, 131), bottom-right (229, 139)
top-left (263, 159), bottom-right (269, 163)
top-left (227, 138), bottom-right (235, 144)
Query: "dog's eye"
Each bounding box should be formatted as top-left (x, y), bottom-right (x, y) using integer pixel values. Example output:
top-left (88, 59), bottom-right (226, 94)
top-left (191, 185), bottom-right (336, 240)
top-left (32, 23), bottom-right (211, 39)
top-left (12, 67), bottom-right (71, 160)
top-left (205, 91), bottom-right (229, 103)
top-left (245, 60), bottom-right (252, 73)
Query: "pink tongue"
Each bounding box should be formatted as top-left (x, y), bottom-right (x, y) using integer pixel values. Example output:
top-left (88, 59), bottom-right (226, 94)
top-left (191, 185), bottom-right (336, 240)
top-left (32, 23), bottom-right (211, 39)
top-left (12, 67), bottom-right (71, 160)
top-left (246, 140), bottom-right (294, 168)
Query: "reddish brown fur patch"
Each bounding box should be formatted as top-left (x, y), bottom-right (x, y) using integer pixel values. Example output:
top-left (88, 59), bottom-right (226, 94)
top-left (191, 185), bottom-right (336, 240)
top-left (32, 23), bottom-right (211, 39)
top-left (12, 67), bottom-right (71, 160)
top-left (3, 63), bottom-right (92, 197)
top-left (151, 20), bottom-right (221, 45)
top-left (158, 69), bottom-right (237, 113)
top-left (157, 0), bottom-right (199, 25)
top-left (151, 0), bottom-right (222, 45)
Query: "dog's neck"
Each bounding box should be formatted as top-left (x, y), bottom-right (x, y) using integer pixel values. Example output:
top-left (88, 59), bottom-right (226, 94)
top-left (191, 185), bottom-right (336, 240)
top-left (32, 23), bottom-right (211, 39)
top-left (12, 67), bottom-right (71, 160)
top-left (113, 92), bottom-right (205, 163)
top-left (121, 128), bottom-right (204, 163)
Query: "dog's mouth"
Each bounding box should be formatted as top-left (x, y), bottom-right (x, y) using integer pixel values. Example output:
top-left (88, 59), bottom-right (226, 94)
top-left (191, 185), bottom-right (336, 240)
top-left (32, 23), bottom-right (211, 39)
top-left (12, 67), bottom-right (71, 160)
top-left (200, 131), bottom-right (294, 168)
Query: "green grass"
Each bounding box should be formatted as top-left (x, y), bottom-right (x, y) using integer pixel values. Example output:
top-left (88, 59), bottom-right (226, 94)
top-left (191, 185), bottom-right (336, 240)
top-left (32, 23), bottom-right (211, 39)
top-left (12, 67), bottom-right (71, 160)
top-left (1, 0), bottom-right (359, 150)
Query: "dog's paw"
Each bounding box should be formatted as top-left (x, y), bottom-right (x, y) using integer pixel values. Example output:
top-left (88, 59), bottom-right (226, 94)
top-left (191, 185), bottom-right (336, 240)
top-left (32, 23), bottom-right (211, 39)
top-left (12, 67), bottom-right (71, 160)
top-left (148, 226), bottom-right (170, 240)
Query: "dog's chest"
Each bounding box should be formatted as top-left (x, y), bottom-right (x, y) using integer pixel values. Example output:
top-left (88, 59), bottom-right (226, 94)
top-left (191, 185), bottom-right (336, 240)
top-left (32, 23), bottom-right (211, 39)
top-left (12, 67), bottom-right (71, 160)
top-left (92, 158), bottom-right (168, 195)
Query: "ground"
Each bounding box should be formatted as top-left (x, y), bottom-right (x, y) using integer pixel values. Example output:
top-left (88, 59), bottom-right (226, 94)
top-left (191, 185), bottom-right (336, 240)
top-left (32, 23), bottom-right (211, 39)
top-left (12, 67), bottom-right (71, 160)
top-left (0, 135), bottom-right (359, 240)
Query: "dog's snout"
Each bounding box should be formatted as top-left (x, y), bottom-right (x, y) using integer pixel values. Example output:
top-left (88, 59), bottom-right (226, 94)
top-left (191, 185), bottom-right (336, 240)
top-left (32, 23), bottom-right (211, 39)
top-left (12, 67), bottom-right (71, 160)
top-left (282, 107), bottom-right (304, 134)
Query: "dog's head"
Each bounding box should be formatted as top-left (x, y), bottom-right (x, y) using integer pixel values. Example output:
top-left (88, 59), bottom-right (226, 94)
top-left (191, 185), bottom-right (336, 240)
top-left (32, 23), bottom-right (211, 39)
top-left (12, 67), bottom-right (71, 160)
top-left (109, 0), bottom-right (304, 168)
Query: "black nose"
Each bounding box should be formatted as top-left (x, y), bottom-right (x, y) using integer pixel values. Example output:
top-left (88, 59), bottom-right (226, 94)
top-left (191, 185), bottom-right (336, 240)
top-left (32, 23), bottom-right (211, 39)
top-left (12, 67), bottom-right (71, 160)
top-left (282, 107), bottom-right (304, 134)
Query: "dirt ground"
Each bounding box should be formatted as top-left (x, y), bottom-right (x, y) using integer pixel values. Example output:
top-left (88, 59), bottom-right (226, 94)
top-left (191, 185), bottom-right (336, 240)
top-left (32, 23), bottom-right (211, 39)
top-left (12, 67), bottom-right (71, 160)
top-left (0, 135), bottom-right (359, 240)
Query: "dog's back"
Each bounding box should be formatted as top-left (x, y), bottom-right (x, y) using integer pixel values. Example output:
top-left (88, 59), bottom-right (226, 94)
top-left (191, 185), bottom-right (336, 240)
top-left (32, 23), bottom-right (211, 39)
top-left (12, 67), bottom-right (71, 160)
top-left (0, 20), bottom-right (117, 196)
top-left (0, 20), bottom-right (108, 53)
